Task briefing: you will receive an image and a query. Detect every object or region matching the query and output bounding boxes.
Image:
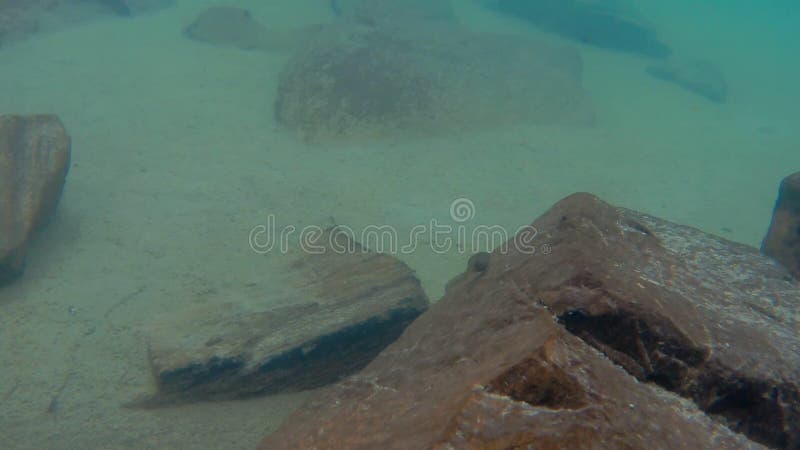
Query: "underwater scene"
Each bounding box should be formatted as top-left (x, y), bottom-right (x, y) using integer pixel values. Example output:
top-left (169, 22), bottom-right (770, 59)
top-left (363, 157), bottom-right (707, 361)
top-left (1, 0), bottom-right (799, 449)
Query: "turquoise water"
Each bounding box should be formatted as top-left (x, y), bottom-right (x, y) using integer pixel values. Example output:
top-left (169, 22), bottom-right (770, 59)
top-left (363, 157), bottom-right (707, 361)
top-left (0, 1), bottom-right (798, 448)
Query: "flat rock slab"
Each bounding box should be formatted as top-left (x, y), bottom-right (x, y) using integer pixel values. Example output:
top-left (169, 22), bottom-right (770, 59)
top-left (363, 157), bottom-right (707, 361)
top-left (0, 114), bottom-right (71, 286)
top-left (647, 58), bottom-right (728, 102)
top-left (260, 194), bottom-right (799, 449)
top-left (490, 0), bottom-right (671, 58)
top-left (184, 7), bottom-right (271, 50)
top-left (762, 172), bottom-right (800, 278)
top-left (275, 22), bottom-right (593, 142)
top-left (183, 6), bottom-right (311, 52)
top-left (134, 229), bottom-right (429, 406)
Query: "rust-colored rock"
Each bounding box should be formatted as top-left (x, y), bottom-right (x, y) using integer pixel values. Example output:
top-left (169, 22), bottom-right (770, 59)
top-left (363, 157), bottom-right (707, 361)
top-left (274, 22), bottom-right (593, 142)
top-left (131, 228), bottom-right (428, 406)
top-left (260, 194), bottom-right (799, 450)
top-left (762, 172), bottom-right (800, 279)
top-left (0, 114), bottom-right (71, 285)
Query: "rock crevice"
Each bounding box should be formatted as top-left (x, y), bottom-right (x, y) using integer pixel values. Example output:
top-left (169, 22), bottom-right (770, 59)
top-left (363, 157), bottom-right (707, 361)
top-left (259, 193), bottom-right (799, 449)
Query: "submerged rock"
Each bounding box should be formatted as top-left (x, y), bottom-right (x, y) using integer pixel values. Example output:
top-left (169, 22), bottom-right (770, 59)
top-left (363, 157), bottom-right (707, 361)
top-left (0, 0), bottom-right (174, 46)
top-left (99, 0), bottom-right (174, 16)
top-left (99, 0), bottom-right (133, 16)
top-left (0, 115), bottom-right (71, 286)
top-left (184, 7), bottom-right (269, 50)
top-left (275, 22), bottom-right (593, 142)
top-left (133, 229), bottom-right (429, 406)
top-left (647, 58), bottom-right (728, 102)
top-left (184, 6), bottom-right (315, 52)
top-left (0, 0), bottom-right (50, 46)
top-left (329, 0), bottom-right (455, 24)
top-left (259, 194), bottom-right (799, 450)
top-left (489, 0), bottom-right (671, 58)
top-left (762, 172), bottom-right (800, 279)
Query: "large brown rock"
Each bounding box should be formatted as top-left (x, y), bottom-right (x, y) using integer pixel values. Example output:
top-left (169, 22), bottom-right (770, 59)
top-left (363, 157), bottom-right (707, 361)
top-left (131, 228), bottom-right (429, 406)
top-left (0, 114), bottom-right (71, 286)
top-left (274, 22), bottom-right (593, 142)
top-left (260, 194), bottom-right (799, 449)
top-left (762, 172), bottom-right (800, 279)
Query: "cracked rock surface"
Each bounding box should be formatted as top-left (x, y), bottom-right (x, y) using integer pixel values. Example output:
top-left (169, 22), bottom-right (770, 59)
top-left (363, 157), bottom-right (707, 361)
top-left (259, 193), bottom-right (799, 450)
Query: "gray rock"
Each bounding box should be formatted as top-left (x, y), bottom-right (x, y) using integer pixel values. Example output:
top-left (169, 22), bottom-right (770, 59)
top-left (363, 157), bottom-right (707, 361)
top-left (0, 0), bottom-right (53, 46)
top-left (131, 229), bottom-right (429, 406)
top-left (0, 0), bottom-right (175, 47)
top-left (647, 58), bottom-right (728, 102)
top-left (183, 7), bottom-right (272, 50)
top-left (0, 115), bottom-right (71, 286)
top-left (99, 0), bottom-right (175, 16)
top-left (184, 7), bottom-right (318, 52)
top-left (275, 22), bottom-right (594, 142)
top-left (329, 0), bottom-right (455, 24)
top-left (489, 0), bottom-right (671, 58)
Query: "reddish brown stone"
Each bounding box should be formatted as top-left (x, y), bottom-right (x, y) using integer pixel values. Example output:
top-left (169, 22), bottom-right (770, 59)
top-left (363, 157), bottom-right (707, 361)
top-left (259, 194), bottom-right (799, 450)
top-left (0, 114), bottom-right (71, 285)
top-left (762, 172), bottom-right (800, 279)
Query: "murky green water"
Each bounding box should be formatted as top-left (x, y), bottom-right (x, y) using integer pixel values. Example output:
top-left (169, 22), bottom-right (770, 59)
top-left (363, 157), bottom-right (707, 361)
top-left (0, 1), bottom-right (797, 448)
